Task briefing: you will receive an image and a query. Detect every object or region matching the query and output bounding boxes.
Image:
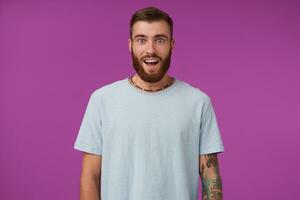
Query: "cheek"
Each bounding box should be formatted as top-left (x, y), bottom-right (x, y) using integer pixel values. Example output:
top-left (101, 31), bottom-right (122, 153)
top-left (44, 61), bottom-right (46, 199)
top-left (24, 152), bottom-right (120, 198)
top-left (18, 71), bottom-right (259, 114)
top-left (157, 51), bottom-right (170, 59)
top-left (132, 46), bottom-right (144, 57)
top-left (157, 46), bottom-right (171, 55)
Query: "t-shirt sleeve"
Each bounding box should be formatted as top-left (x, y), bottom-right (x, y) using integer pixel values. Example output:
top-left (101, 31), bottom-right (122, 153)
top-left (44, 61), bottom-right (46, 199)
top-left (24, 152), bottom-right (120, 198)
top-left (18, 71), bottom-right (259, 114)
top-left (199, 97), bottom-right (225, 155)
top-left (73, 91), bottom-right (103, 155)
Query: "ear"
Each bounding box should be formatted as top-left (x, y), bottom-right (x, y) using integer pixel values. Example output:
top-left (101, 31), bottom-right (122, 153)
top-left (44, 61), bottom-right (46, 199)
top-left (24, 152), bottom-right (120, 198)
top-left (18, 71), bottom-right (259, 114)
top-left (128, 38), bottom-right (132, 52)
top-left (171, 38), bottom-right (175, 52)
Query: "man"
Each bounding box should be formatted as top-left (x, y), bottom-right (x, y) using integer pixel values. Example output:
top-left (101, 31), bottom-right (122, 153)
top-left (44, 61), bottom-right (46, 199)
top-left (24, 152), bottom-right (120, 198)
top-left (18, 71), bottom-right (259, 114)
top-left (74, 6), bottom-right (225, 200)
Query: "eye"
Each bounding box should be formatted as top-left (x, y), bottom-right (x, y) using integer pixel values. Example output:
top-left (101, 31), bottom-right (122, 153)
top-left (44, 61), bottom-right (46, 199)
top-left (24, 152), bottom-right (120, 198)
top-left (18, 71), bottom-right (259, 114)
top-left (156, 38), bottom-right (166, 44)
top-left (136, 38), bottom-right (146, 44)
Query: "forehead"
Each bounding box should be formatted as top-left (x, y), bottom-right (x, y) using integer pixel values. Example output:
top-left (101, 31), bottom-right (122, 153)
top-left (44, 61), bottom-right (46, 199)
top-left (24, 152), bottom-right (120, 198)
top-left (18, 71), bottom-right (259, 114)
top-left (131, 20), bottom-right (171, 38)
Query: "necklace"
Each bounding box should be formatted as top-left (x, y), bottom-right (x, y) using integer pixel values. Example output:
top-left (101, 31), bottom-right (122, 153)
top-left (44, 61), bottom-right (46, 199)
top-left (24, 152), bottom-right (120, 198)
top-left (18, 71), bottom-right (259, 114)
top-left (129, 75), bottom-right (175, 92)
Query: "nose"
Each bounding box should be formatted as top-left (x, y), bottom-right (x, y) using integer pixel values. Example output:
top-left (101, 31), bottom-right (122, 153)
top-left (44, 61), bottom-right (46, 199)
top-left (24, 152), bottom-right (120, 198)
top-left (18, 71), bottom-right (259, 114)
top-left (145, 40), bottom-right (156, 54)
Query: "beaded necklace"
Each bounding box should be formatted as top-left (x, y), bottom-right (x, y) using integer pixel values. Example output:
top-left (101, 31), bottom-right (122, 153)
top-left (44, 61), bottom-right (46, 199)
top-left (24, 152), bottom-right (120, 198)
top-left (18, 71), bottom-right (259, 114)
top-left (129, 75), bottom-right (175, 92)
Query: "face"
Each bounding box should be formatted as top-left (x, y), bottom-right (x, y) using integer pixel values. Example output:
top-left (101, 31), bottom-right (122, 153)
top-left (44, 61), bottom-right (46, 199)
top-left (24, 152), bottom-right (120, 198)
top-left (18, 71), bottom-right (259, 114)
top-left (129, 20), bottom-right (175, 83)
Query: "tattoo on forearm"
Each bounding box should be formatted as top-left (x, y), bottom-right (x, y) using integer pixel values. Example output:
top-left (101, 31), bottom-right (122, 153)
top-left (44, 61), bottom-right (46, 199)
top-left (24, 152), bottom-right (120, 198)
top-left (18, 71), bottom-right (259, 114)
top-left (200, 154), bottom-right (223, 200)
top-left (205, 154), bottom-right (218, 168)
top-left (202, 177), bottom-right (223, 200)
top-left (200, 163), bottom-right (205, 178)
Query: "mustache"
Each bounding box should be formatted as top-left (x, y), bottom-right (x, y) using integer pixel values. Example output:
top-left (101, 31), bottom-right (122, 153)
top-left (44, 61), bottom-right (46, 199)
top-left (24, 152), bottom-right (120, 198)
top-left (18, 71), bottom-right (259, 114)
top-left (141, 54), bottom-right (161, 60)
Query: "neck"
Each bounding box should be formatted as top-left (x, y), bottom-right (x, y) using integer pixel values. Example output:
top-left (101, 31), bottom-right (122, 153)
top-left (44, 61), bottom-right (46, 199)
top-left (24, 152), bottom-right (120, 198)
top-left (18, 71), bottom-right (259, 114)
top-left (132, 74), bottom-right (172, 91)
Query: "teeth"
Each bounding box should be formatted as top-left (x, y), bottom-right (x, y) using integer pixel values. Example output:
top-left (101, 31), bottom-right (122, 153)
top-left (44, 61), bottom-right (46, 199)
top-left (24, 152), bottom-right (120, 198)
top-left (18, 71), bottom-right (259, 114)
top-left (144, 59), bottom-right (159, 64)
top-left (144, 58), bottom-right (159, 62)
top-left (146, 61), bottom-right (157, 63)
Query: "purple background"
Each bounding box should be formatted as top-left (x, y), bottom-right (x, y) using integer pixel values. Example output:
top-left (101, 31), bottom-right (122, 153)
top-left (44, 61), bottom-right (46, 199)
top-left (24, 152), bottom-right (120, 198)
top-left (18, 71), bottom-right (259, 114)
top-left (1, 1), bottom-right (300, 199)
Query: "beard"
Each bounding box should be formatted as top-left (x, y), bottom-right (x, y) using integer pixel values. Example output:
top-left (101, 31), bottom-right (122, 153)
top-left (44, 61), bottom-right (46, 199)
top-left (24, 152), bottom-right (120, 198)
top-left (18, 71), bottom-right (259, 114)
top-left (131, 47), bottom-right (172, 83)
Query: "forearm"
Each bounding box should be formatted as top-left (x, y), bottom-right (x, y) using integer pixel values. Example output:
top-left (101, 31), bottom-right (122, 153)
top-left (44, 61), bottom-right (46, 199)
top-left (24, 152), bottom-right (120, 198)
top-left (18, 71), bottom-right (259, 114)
top-left (80, 176), bottom-right (101, 200)
top-left (201, 175), bottom-right (223, 200)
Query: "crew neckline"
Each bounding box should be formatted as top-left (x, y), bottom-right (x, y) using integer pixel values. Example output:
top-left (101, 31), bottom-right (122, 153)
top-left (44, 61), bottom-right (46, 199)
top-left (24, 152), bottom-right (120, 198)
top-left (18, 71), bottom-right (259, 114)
top-left (125, 76), bottom-right (178, 95)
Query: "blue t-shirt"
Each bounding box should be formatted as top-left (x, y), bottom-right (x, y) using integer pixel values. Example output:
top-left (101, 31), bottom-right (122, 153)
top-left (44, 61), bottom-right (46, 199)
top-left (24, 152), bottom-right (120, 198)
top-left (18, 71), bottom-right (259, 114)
top-left (74, 76), bottom-right (225, 200)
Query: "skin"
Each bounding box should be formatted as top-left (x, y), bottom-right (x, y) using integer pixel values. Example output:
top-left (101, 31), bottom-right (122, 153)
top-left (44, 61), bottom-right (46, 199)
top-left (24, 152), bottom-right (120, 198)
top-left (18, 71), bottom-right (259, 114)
top-left (128, 20), bottom-right (175, 90)
top-left (80, 152), bottom-right (102, 200)
top-left (199, 153), bottom-right (223, 200)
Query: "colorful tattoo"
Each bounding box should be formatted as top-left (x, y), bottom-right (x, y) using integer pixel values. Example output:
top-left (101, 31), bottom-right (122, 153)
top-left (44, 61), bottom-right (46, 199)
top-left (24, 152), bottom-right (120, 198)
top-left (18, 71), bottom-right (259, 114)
top-left (200, 153), bottom-right (223, 200)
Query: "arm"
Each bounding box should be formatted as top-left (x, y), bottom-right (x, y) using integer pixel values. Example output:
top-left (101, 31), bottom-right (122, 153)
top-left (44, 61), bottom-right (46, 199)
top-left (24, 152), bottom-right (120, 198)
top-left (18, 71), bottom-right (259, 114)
top-left (199, 153), bottom-right (223, 200)
top-left (80, 152), bottom-right (102, 200)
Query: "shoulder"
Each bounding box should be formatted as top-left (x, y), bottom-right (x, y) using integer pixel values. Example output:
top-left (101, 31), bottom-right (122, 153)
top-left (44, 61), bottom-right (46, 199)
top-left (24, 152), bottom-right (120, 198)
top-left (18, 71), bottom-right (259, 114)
top-left (90, 78), bottom-right (127, 99)
top-left (176, 78), bottom-right (211, 104)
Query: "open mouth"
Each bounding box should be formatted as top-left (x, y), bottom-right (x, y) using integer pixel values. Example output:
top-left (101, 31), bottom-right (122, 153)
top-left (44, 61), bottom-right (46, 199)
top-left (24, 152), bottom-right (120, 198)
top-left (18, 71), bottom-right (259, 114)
top-left (143, 58), bottom-right (159, 66)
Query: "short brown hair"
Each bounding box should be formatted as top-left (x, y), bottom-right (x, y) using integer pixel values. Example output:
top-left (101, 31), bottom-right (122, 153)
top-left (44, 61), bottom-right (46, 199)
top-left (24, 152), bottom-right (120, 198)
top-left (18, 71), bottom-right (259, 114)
top-left (130, 7), bottom-right (173, 40)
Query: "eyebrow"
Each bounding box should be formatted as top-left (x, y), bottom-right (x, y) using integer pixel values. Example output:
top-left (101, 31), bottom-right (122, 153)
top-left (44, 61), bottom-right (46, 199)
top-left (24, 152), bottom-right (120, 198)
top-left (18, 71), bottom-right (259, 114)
top-left (133, 34), bottom-right (169, 40)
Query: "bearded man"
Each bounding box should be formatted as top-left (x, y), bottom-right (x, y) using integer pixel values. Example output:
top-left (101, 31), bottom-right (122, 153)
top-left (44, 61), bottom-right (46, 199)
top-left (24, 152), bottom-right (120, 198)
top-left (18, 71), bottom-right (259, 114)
top-left (74, 6), bottom-right (225, 200)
